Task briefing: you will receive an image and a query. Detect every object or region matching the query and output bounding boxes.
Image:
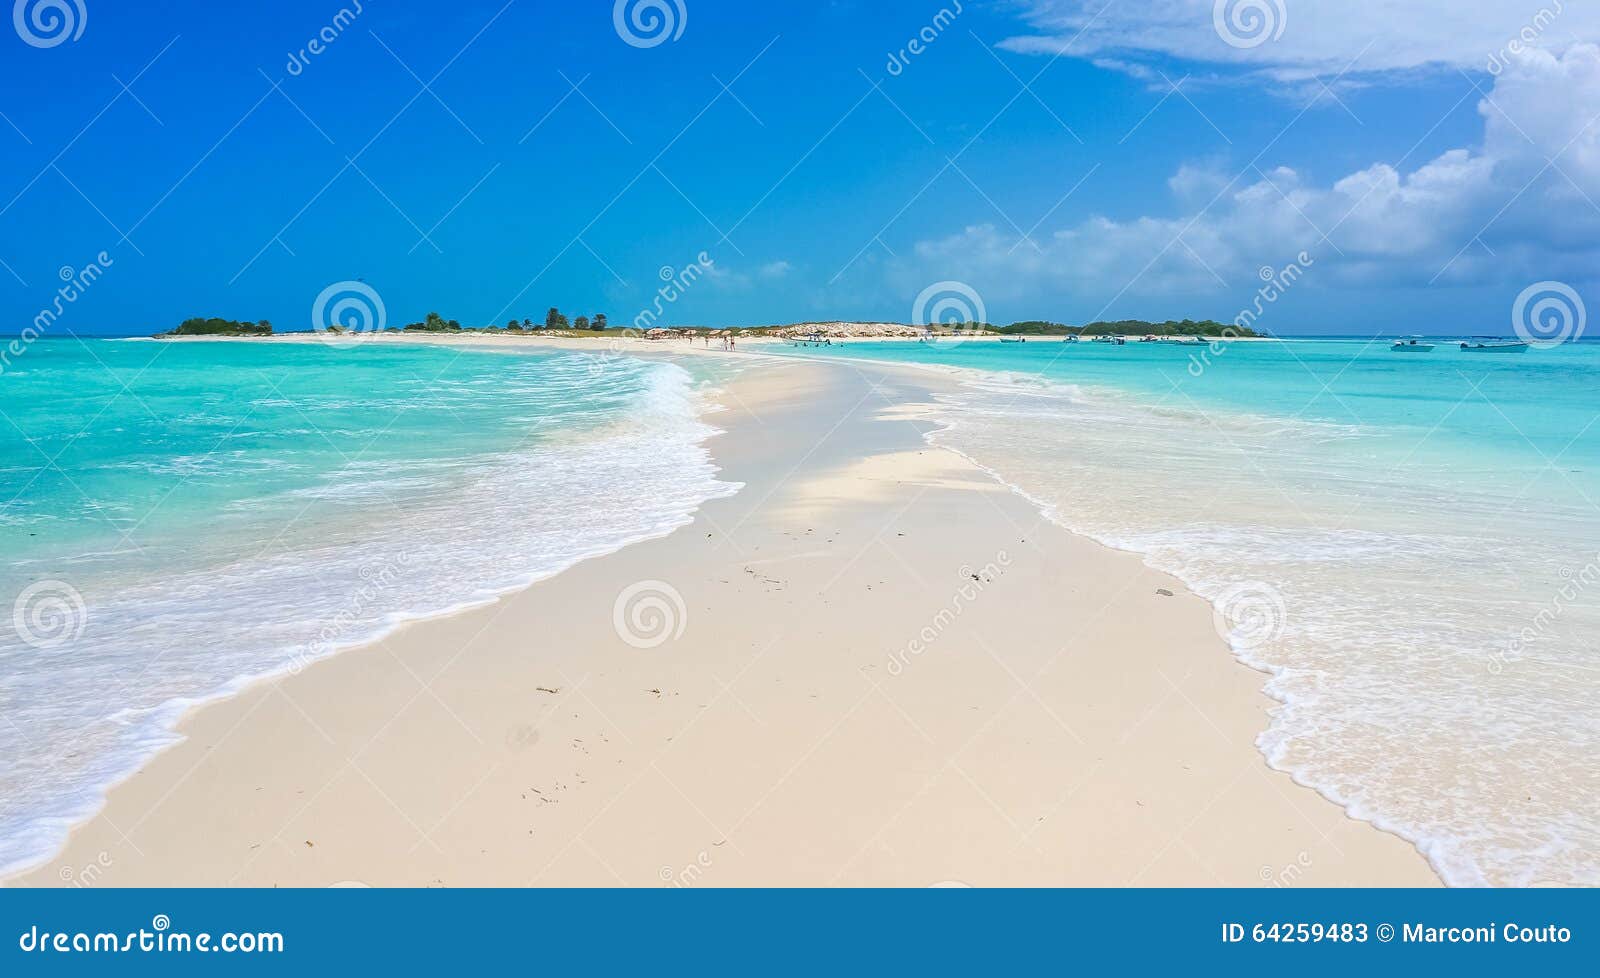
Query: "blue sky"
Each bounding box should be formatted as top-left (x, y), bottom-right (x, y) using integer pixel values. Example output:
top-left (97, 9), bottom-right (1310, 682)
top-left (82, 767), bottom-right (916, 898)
top-left (1, 0), bottom-right (1595, 335)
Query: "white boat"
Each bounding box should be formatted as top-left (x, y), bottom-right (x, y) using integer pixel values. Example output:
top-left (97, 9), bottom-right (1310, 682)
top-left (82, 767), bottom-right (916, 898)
top-left (1392, 337), bottom-right (1435, 352)
top-left (1460, 338), bottom-right (1528, 353)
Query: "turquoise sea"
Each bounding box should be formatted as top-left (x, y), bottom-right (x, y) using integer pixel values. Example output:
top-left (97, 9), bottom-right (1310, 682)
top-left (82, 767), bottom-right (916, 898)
top-left (0, 338), bottom-right (737, 877)
top-left (770, 336), bottom-right (1600, 887)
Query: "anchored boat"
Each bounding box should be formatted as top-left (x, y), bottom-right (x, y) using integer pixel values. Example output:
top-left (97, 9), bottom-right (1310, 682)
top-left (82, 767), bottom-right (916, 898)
top-left (1459, 337), bottom-right (1529, 353)
top-left (1391, 337), bottom-right (1435, 352)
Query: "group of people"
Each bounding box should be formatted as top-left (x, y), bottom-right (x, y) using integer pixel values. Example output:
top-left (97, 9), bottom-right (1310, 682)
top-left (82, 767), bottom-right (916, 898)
top-left (698, 334), bottom-right (737, 351)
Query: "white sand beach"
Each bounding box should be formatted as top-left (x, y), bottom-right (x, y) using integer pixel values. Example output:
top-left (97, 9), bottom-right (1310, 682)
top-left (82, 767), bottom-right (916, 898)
top-left (11, 347), bottom-right (1436, 887)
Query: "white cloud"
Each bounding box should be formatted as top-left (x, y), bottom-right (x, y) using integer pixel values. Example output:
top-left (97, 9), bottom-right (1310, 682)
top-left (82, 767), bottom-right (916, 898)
top-left (1003, 0), bottom-right (1590, 82)
top-left (702, 259), bottom-right (795, 290)
top-left (906, 45), bottom-right (1600, 298)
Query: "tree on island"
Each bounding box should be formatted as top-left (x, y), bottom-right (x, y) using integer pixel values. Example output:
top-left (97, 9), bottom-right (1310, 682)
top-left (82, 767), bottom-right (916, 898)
top-left (573, 315), bottom-right (590, 331)
top-left (522, 318), bottom-right (534, 331)
top-left (592, 313), bottom-right (607, 330)
top-left (506, 319), bottom-right (522, 331)
top-left (546, 307), bottom-right (569, 330)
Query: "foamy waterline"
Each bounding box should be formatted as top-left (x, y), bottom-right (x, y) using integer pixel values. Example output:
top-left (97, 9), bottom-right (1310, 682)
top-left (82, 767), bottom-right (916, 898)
top-left (0, 359), bottom-right (742, 880)
top-left (877, 360), bottom-right (1598, 888)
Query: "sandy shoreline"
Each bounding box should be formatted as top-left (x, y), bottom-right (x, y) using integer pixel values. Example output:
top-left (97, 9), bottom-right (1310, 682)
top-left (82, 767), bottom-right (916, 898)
top-left (10, 348), bottom-right (1435, 887)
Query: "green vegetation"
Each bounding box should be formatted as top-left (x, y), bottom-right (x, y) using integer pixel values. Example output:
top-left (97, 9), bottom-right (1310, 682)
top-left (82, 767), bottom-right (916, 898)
top-left (1076, 318), bottom-right (1257, 337)
top-left (398, 311), bottom-right (462, 332)
top-left (162, 317), bottom-right (273, 336)
top-left (998, 321), bottom-right (1072, 335)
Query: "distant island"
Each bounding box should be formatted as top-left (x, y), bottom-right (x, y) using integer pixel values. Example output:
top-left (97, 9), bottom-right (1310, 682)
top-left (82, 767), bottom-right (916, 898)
top-left (996, 319), bottom-right (1260, 338)
top-left (153, 313), bottom-right (1259, 340)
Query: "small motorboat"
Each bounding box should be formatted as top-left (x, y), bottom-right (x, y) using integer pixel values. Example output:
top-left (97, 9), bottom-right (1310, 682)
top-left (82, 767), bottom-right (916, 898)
top-left (1062, 334), bottom-right (1079, 343)
top-left (1391, 337), bottom-right (1435, 352)
top-left (1459, 337), bottom-right (1528, 353)
top-left (999, 336), bottom-right (1025, 343)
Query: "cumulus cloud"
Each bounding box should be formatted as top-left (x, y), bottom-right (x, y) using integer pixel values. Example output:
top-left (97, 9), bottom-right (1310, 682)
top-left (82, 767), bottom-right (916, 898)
top-left (1002, 0), bottom-right (1589, 83)
top-left (906, 44), bottom-right (1600, 298)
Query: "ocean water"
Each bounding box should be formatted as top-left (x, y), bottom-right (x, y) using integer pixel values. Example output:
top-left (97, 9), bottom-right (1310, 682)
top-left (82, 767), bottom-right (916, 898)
top-left (0, 338), bottom-right (738, 877)
top-left (769, 336), bottom-right (1600, 887)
